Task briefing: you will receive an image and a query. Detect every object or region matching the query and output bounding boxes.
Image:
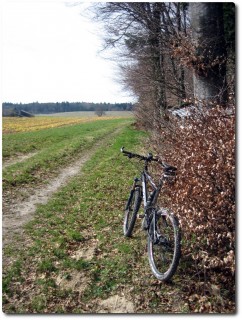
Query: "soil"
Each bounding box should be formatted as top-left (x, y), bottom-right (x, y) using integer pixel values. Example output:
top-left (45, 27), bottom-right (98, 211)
top-left (2, 151), bottom-right (91, 249)
top-left (2, 152), bottom-right (38, 169)
top-left (97, 295), bottom-right (135, 313)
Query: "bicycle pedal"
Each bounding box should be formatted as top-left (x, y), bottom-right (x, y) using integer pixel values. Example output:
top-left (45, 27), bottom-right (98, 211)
top-left (138, 214), bottom-right (145, 219)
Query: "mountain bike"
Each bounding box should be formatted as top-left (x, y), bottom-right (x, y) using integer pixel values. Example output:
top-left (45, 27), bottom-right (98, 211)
top-left (121, 147), bottom-right (181, 281)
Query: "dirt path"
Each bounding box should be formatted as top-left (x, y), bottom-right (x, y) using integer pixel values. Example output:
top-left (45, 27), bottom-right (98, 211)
top-left (2, 128), bottom-right (122, 250)
top-left (2, 152), bottom-right (38, 169)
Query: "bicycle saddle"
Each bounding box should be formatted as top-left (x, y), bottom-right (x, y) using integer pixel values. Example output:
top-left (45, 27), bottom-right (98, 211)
top-left (163, 162), bottom-right (177, 172)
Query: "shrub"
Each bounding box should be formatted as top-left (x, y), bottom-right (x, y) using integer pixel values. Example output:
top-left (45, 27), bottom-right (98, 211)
top-left (152, 104), bottom-right (235, 282)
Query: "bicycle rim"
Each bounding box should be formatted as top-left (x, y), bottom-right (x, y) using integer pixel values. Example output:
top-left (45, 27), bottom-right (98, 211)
top-left (147, 211), bottom-right (181, 281)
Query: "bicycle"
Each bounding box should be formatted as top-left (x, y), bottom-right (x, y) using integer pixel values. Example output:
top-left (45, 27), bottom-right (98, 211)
top-left (121, 147), bottom-right (181, 281)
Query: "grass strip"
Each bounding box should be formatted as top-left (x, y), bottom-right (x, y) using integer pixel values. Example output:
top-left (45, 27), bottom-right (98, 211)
top-left (2, 118), bottom-right (131, 189)
top-left (2, 118), bottom-right (130, 159)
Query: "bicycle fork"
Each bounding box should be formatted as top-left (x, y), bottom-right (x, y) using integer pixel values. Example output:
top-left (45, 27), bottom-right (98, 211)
top-left (132, 177), bottom-right (141, 190)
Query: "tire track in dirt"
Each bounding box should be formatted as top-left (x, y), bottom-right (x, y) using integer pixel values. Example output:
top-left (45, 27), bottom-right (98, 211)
top-left (2, 127), bottom-right (123, 249)
top-left (2, 152), bottom-right (38, 169)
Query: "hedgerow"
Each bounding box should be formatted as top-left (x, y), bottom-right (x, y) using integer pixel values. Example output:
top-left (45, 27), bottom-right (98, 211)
top-left (152, 104), bottom-right (235, 299)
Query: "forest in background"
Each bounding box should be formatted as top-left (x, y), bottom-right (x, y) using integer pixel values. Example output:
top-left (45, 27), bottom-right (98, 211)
top-left (2, 101), bottom-right (133, 116)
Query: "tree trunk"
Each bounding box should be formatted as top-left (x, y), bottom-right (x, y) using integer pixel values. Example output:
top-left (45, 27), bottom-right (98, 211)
top-left (177, 3), bottom-right (186, 103)
top-left (150, 3), bottom-right (166, 110)
top-left (190, 3), bottom-right (227, 105)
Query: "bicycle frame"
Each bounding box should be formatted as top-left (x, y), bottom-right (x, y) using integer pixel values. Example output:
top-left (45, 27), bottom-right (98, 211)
top-left (141, 168), bottom-right (164, 209)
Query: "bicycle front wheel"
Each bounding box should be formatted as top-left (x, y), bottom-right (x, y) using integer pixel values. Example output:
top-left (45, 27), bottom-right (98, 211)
top-left (123, 187), bottom-right (141, 237)
top-left (147, 209), bottom-right (181, 281)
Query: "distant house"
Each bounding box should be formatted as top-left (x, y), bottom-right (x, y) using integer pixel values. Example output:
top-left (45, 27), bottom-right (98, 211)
top-left (19, 110), bottom-right (34, 117)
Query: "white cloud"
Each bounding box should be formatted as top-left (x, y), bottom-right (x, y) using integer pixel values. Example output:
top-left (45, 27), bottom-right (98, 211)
top-left (1, 0), bottom-right (132, 103)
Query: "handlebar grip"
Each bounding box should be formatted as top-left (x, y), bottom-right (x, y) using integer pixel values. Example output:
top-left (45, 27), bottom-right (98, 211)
top-left (121, 147), bottom-right (133, 158)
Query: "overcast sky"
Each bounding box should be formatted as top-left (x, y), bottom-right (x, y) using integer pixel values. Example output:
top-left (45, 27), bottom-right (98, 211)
top-left (1, 0), bottom-right (133, 104)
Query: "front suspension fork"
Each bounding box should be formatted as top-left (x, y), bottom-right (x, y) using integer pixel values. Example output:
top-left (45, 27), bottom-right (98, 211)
top-left (131, 177), bottom-right (141, 191)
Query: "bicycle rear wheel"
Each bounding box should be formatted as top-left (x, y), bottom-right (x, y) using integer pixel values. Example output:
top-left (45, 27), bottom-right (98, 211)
top-left (147, 209), bottom-right (181, 281)
top-left (123, 187), bottom-right (141, 237)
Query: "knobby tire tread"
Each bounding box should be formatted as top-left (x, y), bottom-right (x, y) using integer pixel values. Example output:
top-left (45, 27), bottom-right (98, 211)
top-left (123, 188), bottom-right (141, 237)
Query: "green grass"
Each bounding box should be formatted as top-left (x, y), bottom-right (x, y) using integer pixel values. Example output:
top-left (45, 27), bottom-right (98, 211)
top-left (2, 118), bottom-right (131, 189)
top-left (36, 111), bottom-right (133, 117)
top-left (3, 118), bottom-right (129, 158)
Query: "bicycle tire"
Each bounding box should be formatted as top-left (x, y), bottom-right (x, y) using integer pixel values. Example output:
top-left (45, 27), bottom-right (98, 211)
top-left (147, 209), bottom-right (181, 281)
top-left (123, 187), bottom-right (141, 237)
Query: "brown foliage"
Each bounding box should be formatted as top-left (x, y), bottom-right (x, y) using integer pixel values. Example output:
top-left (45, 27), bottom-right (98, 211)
top-left (152, 104), bottom-right (235, 282)
top-left (171, 35), bottom-right (227, 78)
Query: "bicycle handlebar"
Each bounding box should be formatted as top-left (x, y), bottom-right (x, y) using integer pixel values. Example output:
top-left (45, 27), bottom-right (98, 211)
top-left (120, 146), bottom-right (151, 161)
top-left (120, 147), bottom-right (177, 172)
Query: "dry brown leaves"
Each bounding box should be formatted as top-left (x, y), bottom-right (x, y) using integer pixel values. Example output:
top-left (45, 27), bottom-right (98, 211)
top-left (151, 103), bottom-right (235, 312)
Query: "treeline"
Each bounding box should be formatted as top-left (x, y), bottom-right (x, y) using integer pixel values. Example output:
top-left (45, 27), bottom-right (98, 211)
top-left (92, 2), bottom-right (235, 126)
top-left (2, 101), bottom-right (133, 116)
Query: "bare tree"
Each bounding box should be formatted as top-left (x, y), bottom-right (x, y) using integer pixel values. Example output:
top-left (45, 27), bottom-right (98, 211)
top-left (95, 106), bottom-right (106, 117)
top-left (92, 2), bottom-right (190, 130)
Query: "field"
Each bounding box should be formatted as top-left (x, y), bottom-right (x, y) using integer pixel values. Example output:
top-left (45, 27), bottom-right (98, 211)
top-left (2, 115), bottom-right (233, 313)
top-left (35, 110), bottom-right (133, 117)
top-left (2, 111), bottom-right (132, 133)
